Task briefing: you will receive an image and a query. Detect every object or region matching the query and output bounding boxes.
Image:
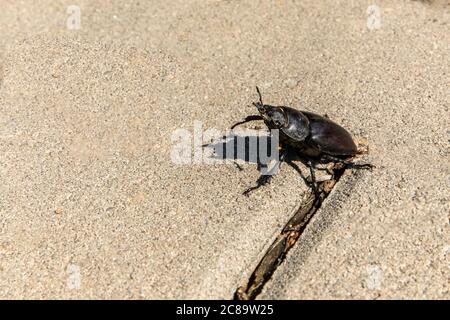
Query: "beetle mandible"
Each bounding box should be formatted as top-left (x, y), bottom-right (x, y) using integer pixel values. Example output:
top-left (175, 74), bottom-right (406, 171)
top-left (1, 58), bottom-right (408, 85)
top-left (231, 86), bottom-right (374, 196)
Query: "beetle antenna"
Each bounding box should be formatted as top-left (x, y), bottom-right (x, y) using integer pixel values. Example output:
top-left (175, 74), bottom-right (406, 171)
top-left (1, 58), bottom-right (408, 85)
top-left (255, 86), bottom-right (263, 105)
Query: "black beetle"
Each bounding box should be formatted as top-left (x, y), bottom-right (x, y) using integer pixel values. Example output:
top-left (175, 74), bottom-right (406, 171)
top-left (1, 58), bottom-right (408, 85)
top-left (232, 87), bottom-right (373, 196)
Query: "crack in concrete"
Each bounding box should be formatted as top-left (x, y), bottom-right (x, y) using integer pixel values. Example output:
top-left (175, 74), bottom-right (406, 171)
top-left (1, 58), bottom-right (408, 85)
top-left (234, 164), bottom-right (347, 300)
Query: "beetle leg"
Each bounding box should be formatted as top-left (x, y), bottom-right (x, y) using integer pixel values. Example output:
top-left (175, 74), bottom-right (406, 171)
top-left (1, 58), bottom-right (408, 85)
top-left (306, 160), bottom-right (320, 195)
top-left (285, 160), bottom-right (310, 186)
top-left (233, 161), bottom-right (244, 171)
top-left (322, 154), bottom-right (375, 170)
top-left (242, 175), bottom-right (272, 196)
top-left (231, 115), bottom-right (263, 130)
top-left (242, 148), bottom-right (287, 196)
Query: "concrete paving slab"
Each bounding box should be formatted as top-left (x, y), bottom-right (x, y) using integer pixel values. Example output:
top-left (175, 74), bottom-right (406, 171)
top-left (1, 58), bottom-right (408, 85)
top-left (258, 0), bottom-right (450, 299)
top-left (0, 35), bottom-right (309, 299)
top-left (0, 0), bottom-right (448, 299)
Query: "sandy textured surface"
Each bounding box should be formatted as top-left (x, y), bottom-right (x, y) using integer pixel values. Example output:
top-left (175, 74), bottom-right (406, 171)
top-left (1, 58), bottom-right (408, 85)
top-left (0, 35), bottom-right (310, 299)
top-left (257, 0), bottom-right (450, 299)
top-left (0, 0), bottom-right (449, 299)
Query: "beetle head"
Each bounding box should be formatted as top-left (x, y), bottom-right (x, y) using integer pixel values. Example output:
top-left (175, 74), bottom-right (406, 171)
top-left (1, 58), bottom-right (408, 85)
top-left (253, 86), bottom-right (288, 129)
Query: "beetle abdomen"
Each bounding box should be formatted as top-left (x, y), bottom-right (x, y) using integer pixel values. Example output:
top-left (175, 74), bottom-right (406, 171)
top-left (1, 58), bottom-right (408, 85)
top-left (305, 112), bottom-right (357, 156)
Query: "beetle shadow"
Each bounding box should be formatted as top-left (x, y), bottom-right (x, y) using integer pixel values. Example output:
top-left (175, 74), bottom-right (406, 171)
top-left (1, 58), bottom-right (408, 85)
top-left (202, 133), bottom-right (312, 186)
top-left (203, 133), bottom-right (271, 172)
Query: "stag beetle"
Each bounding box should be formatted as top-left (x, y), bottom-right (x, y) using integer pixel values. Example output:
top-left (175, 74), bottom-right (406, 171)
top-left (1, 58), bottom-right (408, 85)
top-left (232, 87), bottom-right (373, 196)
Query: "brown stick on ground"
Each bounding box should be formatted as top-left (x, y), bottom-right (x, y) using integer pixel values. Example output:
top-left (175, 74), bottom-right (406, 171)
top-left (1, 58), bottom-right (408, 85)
top-left (235, 163), bottom-right (346, 300)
